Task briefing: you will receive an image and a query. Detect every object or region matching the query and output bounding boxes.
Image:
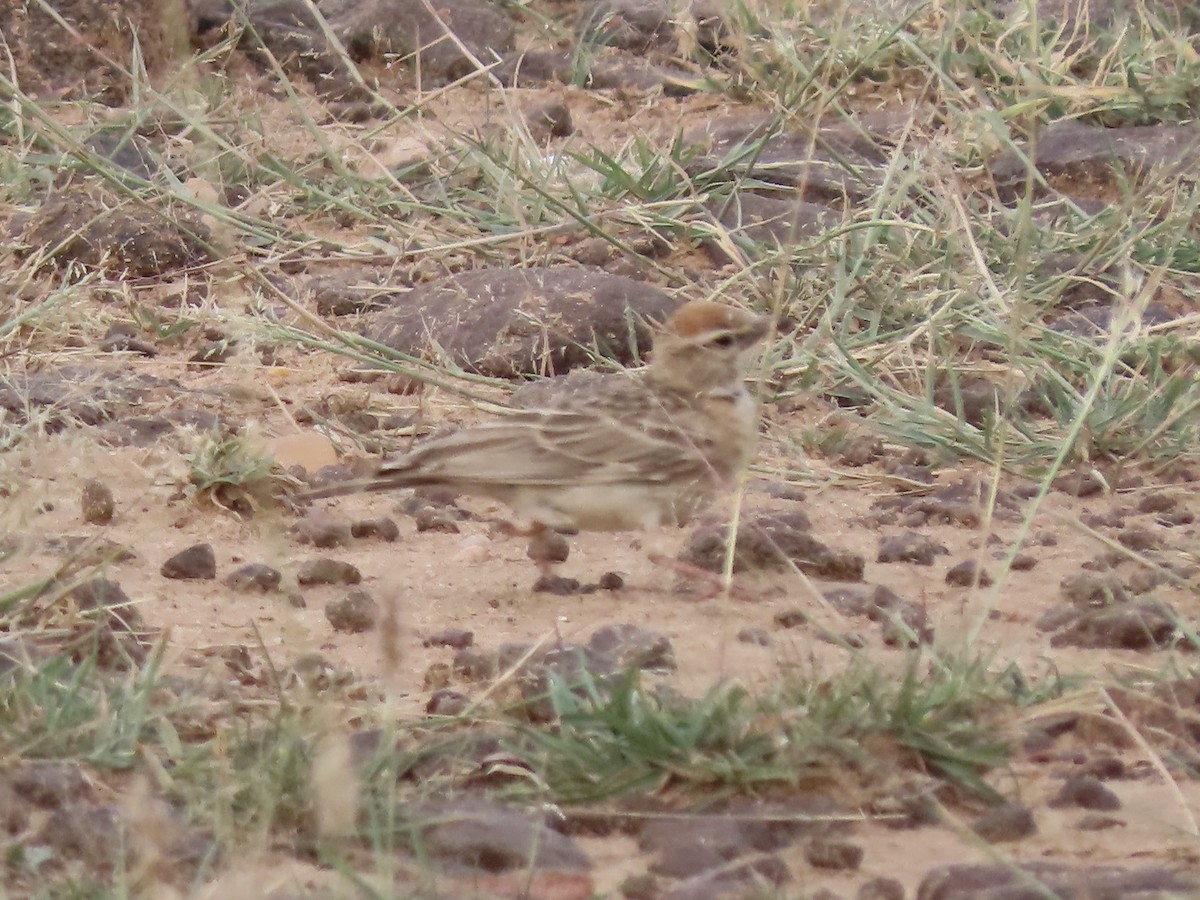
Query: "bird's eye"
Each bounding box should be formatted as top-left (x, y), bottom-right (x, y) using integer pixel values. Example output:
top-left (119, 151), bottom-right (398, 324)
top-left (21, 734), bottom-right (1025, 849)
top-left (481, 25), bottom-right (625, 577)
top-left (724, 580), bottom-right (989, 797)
top-left (710, 334), bottom-right (737, 348)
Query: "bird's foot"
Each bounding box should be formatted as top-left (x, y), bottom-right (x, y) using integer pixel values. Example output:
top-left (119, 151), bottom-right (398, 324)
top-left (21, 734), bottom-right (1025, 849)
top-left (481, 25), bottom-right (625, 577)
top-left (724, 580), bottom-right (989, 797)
top-left (647, 553), bottom-right (759, 602)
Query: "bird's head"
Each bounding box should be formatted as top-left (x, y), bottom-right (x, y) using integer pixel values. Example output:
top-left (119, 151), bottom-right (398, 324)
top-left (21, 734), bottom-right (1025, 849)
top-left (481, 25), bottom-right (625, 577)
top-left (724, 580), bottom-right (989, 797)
top-left (647, 300), bottom-right (770, 392)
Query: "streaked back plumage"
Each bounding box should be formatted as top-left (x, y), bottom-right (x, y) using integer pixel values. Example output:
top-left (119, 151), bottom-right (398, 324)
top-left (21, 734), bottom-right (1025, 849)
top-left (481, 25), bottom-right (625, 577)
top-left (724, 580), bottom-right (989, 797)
top-left (303, 300), bottom-right (770, 532)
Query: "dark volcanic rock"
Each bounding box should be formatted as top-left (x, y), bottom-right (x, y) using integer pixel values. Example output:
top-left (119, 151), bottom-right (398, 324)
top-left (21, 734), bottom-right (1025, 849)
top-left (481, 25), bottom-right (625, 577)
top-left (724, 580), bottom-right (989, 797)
top-left (1049, 600), bottom-right (1181, 651)
top-left (1050, 775), bottom-right (1121, 811)
top-left (689, 128), bottom-right (887, 203)
top-left (331, 0), bottom-right (516, 84)
top-left (945, 559), bottom-right (994, 587)
top-left (869, 478), bottom-right (1023, 527)
top-left (990, 120), bottom-right (1200, 203)
top-left (423, 628), bottom-right (474, 649)
top-left (297, 557), bottom-right (362, 585)
top-left (0, 367), bottom-right (171, 431)
top-left (290, 510), bottom-right (352, 548)
top-left (661, 856), bottom-right (791, 900)
top-left (161, 543), bottom-right (217, 580)
top-left (804, 837), bottom-right (863, 871)
top-left (525, 99), bottom-right (574, 141)
top-left (494, 47), bottom-right (698, 93)
top-left (703, 191), bottom-right (839, 261)
top-left (413, 798), bottom-right (590, 871)
top-left (877, 532), bottom-right (948, 566)
top-left (25, 184), bottom-right (211, 277)
top-left (577, 0), bottom-right (674, 52)
top-left (325, 589), bottom-right (378, 633)
top-left (857, 877), bottom-right (905, 900)
top-left (350, 517), bottom-right (401, 541)
top-left (360, 267), bottom-right (677, 377)
top-left (64, 578), bottom-right (153, 667)
top-left (932, 377), bottom-right (1004, 427)
top-left (587, 623), bottom-right (675, 672)
top-left (224, 563), bottom-right (282, 593)
top-left (453, 648), bottom-right (496, 681)
top-left (0, 0), bottom-right (187, 103)
top-left (10, 761), bottom-right (94, 808)
top-left (680, 510), bottom-right (864, 579)
top-left (80, 479), bottom-right (115, 524)
top-left (971, 802), bottom-right (1037, 843)
top-left (916, 862), bottom-right (1197, 900)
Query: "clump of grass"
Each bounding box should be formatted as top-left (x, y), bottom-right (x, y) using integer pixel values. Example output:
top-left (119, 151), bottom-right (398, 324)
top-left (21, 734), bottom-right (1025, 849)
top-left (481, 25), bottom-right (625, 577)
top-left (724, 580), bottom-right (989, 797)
top-left (183, 430), bottom-right (294, 513)
top-left (507, 651), bottom-right (1047, 805)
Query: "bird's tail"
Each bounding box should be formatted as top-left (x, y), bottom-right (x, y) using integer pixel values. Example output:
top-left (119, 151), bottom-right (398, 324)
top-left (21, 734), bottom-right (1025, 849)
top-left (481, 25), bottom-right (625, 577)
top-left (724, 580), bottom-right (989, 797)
top-left (300, 459), bottom-right (425, 500)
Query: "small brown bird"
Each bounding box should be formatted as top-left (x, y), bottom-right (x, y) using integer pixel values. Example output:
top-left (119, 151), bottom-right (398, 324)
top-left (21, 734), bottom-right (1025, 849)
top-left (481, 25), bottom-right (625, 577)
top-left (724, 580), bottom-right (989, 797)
top-left (306, 300), bottom-right (771, 576)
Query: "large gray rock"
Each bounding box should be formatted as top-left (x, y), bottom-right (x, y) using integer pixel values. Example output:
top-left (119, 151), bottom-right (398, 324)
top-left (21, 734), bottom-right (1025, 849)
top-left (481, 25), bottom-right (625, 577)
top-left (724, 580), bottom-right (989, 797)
top-left (360, 266), bottom-right (678, 377)
top-left (990, 120), bottom-right (1200, 203)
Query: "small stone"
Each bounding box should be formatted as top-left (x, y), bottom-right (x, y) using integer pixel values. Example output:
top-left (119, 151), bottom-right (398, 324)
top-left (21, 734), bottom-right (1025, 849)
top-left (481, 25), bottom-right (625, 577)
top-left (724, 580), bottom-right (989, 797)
top-left (325, 589), bottom-right (378, 633)
top-left (737, 627), bottom-right (770, 646)
top-left (945, 559), bottom-right (994, 587)
top-left (804, 837), bottom-right (863, 871)
top-left (1060, 572), bottom-right (1130, 606)
top-left (856, 877), bottom-right (905, 900)
top-left (38, 803), bottom-right (124, 870)
top-left (1116, 527), bottom-right (1162, 552)
top-left (533, 574), bottom-right (581, 595)
top-left (1157, 509), bottom-right (1195, 526)
top-left (588, 623), bottom-right (675, 672)
top-left (297, 558), bottom-right (362, 585)
top-left (1127, 570), bottom-right (1163, 594)
top-left (1053, 470), bottom-right (1106, 497)
top-left (1076, 814), bottom-right (1124, 831)
top-left (527, 529), bottom-right (570, 566)
top-left (526, 99), bottom-right (573, 140)
top-left (774, 608), bottom-right (807, 628)
top-left (99, 327), bottom-right (157, 356)
top-left (80, 480), bottom-right (115, 525)
top-left (11, 761), bottom-right (94, 808)
top-left (1050, 775), bottom-right (1121, 811)
top-left (350, 517), bottom-right (400, 541)
top-left (423, 628), bottom-right (474, 649)
top-left (1081, 511), bottom-right (1123, 529)
top-left (189, 339), bottom-right (236, 367)
top-left (877, 532), bottom-right (948, 566)
top-left (872, 587), bottom-right (934, 645)
top-left (161, 543), bottom-right (217, 580)
top-left (971, 802), bottom-right (1037, 843)
top-left (1051, 601), bottom-right (1178, 650)
top-left (1136, 493), bottom-right (1177, 514)
top-left (424, 662), bottom-right (452, 689)
top-left (290, 510), bottom-right (351, 548)
top-left (453, 648), bottom-right (496, 682)
top-left (224, 563), bottom-right (282, 593)
top-left (1079, 755), bottom-right (1126, 780)
top-left (1011, 553), bottom-right (1038, 571)
top-left (620, 873), bottom-right (659, 900)
top-left (413, 506), bottom-right (460, 533)
top-left (497, 643), bottom-right (533, 671)
top-left (426, 689), bottom-right (469, 716)
top-left (598, 571), bottom-right (624, 590)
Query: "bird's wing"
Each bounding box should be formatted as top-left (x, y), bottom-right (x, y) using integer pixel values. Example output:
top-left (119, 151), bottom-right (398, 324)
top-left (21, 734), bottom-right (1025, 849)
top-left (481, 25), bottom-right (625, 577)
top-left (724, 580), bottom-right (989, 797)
top-left (383, 403), bottom-right (712, 488)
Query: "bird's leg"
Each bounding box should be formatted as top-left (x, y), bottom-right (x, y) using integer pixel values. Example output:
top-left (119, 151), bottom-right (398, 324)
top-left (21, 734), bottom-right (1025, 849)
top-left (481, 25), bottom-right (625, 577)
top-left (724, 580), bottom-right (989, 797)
top-left (485, 520), bottom-right (588, 594)
top-left (646, 552), bottom-right (760, 602)
top-left (525, 522), bottom-right (570, 578)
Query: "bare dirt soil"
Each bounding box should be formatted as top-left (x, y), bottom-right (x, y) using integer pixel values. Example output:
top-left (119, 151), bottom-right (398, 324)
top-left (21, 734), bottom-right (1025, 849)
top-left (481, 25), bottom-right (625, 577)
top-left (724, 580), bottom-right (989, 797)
top-left (3, 2), bottom-right (1200, 897)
